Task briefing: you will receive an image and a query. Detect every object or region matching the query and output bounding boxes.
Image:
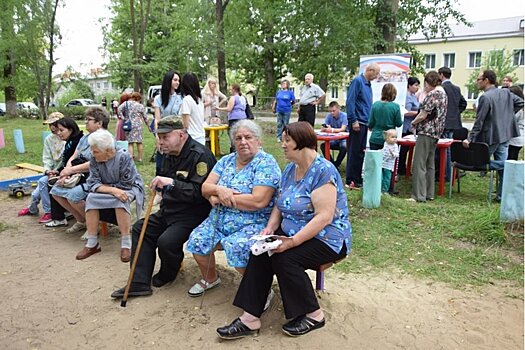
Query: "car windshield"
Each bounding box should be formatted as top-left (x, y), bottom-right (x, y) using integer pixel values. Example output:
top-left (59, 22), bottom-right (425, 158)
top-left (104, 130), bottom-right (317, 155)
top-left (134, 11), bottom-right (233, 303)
top-left (84, 99), bottom-right (95, 105)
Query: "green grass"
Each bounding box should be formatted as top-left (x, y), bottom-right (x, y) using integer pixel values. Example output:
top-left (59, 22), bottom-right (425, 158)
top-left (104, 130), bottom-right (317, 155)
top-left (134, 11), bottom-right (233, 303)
top-left (1, 117), bottom-right (523, 290)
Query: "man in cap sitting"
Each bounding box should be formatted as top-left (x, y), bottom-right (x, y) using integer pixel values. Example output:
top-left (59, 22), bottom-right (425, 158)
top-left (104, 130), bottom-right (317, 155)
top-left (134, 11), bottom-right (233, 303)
top-left (111, 116), bottom-right (216, 298)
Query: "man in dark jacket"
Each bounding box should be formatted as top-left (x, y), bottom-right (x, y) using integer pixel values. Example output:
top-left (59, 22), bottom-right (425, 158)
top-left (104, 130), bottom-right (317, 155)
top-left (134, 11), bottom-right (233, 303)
top-left (437, 67), bottom-right (467, 181)
top-left (111, 116), bottom-right (216, 298)
top-left (463, 70), bottom-right (523, 200)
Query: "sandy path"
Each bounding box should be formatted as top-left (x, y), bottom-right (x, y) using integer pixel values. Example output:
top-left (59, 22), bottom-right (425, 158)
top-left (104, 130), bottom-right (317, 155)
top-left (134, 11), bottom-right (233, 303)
top-left (0, 195), bottom-right (522, 350)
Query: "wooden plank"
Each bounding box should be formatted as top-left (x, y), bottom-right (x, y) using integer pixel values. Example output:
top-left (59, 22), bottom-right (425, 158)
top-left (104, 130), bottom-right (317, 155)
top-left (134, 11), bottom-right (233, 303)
top-left (16, 163), bottom-right (45, 173)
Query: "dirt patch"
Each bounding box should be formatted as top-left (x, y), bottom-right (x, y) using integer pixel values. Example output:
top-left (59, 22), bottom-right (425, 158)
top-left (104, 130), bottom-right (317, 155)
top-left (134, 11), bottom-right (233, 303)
top-left (0, 166), bottom-right (40, 181)
top-left (0, 195), bottom-right (522, 349)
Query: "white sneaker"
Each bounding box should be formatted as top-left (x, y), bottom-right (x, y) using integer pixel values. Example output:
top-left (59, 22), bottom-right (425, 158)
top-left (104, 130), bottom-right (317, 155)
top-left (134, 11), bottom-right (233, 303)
top-left (65, 221), bottom-right (86, 234)
top-left (264, 289), bottom-right (275, 312)
top-left (80, 231), bottom-right (89, 240)
top-left (44, 219), bottom-right (68, 228)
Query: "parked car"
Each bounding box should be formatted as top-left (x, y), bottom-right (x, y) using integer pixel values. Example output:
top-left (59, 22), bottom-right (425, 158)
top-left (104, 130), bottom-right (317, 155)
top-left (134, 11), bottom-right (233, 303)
top-left (146, 85), bottom-right (161, 114)
top-left (64, 99), bottom-right (98, 107)
top-left (0, 103), bottom-right (5, 116)
top-left (17, 102), bottom-right (39, 110)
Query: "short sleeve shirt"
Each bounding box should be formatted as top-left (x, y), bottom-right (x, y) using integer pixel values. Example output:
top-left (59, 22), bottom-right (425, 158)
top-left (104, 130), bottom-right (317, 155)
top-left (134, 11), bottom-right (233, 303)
top-left (324, 111), bottom-right (348, 129)
top-left (277, 155), bottom-right (352, 254)
top-left (154, 93), bottom-right (183, 117)
top-left (417, 88), bottom-right (447, 139)
top-left (212, 150), bottom-right (281, 220)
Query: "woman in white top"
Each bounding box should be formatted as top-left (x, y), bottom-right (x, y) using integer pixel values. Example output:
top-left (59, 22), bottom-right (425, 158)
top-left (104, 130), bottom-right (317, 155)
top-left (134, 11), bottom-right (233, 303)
top-left (202, 77), bottom-right (227, 123)
top-left (181, 72), bottom-right (206, 145)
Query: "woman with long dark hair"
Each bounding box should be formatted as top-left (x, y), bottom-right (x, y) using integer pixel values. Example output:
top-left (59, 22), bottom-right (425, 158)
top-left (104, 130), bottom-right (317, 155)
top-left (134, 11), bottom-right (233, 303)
top-left (152, 70), bottom-right (183, 173)
top-left (44, 117), bottom-right (83, 227)
top-left (180, 72), bottom-right (205, 144)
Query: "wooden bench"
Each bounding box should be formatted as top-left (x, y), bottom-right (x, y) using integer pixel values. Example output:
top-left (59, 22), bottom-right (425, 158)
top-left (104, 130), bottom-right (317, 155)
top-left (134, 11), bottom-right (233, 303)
top-left (315, 258), bottom-right (345, 291)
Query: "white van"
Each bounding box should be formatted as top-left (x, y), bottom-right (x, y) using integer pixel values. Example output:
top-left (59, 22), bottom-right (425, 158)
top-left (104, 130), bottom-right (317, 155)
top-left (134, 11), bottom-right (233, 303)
top-left (146, 85), bottom-right (161, 114)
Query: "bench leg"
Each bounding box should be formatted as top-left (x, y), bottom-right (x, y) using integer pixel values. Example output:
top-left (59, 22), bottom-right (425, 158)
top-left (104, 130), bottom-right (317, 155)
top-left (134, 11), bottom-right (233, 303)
top-left (315, 270), bottom-right (325, 291)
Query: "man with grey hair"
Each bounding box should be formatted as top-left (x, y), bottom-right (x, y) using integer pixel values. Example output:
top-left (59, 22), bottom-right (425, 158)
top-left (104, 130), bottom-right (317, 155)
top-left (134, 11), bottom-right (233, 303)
top-left (298, 73), bottom-right (325, 126)
top-left (345, 63), bottom-right (380, 189)
top-left (111, 116), bottom-right (216, 298)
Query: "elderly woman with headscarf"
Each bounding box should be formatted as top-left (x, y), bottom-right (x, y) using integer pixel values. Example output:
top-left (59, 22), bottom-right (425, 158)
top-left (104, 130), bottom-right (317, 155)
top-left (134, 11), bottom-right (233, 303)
top-left (186, 119), bottom-right (281, 297)
top-left (75, 129), bottom-right (145, 262)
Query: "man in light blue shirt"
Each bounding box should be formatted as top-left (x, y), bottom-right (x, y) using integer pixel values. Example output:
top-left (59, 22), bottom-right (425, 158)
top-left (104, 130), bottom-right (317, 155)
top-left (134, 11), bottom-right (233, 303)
top-left (320, 101), bottom-right (348, 168)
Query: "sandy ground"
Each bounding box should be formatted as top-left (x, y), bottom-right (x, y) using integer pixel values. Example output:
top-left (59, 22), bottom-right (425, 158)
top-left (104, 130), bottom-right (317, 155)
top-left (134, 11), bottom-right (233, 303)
top-left (0, 195), bottom-right (523, 350)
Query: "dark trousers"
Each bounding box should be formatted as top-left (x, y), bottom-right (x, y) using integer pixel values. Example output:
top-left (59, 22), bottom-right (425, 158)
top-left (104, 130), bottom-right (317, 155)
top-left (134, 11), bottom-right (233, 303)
top-left (435, 129), bottom-right (454, 181)
top-left (508, 145), bottom-right (522, 160)
top-left (298, 104), bottom-right (316, 126)
top-left (130, 211), bottom-right (207, 286)
top-left (398, 132), bottom-right (411, 175)
top-left (233, 233), bottom-right (346, 319)
top-left (49, 185), bottom-right (66, 221)
top-left (321, 139), bottom-right (347, 168)
top-left (345, 124), bottom-right (368, 185)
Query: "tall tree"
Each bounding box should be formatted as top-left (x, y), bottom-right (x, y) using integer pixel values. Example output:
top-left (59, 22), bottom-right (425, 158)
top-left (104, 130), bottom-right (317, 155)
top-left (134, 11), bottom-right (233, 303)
top-left (212, 0), bottom-right (230, 93)
top-left (129, 0), bottom-right (151, 92)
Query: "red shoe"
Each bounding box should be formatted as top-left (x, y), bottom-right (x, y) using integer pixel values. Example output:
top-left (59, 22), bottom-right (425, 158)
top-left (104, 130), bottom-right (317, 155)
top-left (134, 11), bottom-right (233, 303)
top-left (18, 208), bottom-right (31, 216)
top-left (38, 213), bottom-right (52, 223)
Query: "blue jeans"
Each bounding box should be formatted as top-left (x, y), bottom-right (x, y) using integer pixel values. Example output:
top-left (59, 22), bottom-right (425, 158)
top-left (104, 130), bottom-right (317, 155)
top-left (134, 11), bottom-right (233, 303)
top-left (321, 139), bottom-right (347, 168)
top-left (489, 142), bottom-right (509, 199)
top-left (29, 175), bottom-right (51, 214)
top-left (276, 112), bottom-right (291, 141)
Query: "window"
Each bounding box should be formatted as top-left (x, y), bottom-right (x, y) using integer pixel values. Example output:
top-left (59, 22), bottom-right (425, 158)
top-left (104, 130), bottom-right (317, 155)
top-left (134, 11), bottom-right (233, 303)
top-left (467, 88), bottom-right (479, 100)
top-left (331, 87), bottom-right (338, 99)
top-left (468, 52), bottom-right (482, 68)
top-left (514, 49), bottom-right (524, 66)
top-left (96, 83), bottom-right (101, 89)
top-left (424, 54), bottom-right (436, 69)
top-left (443, 53), bottom-right (456, 68)
top-left (103, 82), bottom-right (109, 89)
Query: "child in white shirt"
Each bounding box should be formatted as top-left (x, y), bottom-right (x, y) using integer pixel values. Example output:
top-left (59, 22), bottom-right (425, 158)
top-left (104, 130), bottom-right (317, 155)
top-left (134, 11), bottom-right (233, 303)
top-left (382, 129), bottom-right (399, 193)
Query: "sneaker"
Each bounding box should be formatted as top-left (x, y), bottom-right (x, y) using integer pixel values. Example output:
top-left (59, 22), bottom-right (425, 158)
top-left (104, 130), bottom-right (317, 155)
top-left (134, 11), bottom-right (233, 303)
top-left (44, 219), bottom-right (68, 228)
top-left (188, 277), bottom-right (221, 297)
top-left (38, 213), bottom-right (53, 223)
top-left (65, 221), bottom-right (86, 234)
top-left (18, 208), bottom-right (32, 216)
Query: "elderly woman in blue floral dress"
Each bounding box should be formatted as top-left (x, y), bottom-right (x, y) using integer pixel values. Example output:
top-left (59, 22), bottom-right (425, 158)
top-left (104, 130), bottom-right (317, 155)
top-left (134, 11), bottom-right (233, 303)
top-left (186, 119), bottom-right (281, 297)
top-left (216, 121), bottom-right (352, 339)
top-left (75, 129), bottom-right (145, 263)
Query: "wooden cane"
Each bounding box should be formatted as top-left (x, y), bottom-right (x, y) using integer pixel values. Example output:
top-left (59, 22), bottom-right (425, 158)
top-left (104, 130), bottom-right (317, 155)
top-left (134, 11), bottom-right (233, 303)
top-left (121, 189), bottom-right (156, 307)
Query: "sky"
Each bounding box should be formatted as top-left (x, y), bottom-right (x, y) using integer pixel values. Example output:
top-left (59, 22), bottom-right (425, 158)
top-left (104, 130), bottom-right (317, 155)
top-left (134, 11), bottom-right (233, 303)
top-left (53, 0), bottom-right (525, 75)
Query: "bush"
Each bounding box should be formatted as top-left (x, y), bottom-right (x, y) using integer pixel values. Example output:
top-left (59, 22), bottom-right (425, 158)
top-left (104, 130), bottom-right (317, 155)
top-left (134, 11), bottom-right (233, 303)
top-left (48, 106), bottom-right (88, 120)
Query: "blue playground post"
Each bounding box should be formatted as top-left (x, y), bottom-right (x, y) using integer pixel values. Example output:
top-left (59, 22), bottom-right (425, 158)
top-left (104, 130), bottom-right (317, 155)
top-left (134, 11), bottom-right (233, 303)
top-left (13, 129), bottom-right (25, 153)
top-left (500, 160), bottom-right (524, 222)
top-left (41, 131), bottom-right (51, 143)
top-left (116, 140), bottom-right (128, 150)
top-left (362, 150), bottom-right (382, 208)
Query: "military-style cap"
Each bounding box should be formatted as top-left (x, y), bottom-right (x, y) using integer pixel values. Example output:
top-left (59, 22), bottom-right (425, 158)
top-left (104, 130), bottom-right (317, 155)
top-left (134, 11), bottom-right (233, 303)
top-left (156, 116), bottom-right (185, 133)
top-left (43, 112), bottom-right (64, 124)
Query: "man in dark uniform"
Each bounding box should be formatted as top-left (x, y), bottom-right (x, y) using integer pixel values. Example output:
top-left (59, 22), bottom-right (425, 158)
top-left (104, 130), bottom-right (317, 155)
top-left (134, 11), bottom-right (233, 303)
top-left (111, 116), bottom-right (216, 298)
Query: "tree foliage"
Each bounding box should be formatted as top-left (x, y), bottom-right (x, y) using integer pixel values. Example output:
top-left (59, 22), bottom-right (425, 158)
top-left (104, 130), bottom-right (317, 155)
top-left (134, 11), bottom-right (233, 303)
top-left (466, 49), bottom-right (520, 93)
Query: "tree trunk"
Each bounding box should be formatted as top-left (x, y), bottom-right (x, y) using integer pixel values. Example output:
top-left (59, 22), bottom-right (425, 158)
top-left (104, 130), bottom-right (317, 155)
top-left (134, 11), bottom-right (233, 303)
top-left (375, 0), bottom-right (399, 53)
top-left (262, 27), bottom-right (275, 108)
top-left (44, 0), bottom-right (60, 119)
top-left (3, 55), bottom-right (17, 116)
top-left (318, 76), bottom-right (328, 111)
top-left (214, 0), bottom-right (229, 94)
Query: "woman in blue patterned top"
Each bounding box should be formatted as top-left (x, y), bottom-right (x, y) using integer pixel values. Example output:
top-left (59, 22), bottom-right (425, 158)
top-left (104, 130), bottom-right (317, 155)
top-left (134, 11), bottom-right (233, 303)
top-left (217, 121), bottom-right (352, 339)
top-left (186, 119), bottom-right (281, 297)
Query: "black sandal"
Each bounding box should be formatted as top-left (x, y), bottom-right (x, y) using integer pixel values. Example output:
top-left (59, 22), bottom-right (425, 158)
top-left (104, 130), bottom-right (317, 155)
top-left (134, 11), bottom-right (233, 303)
top-left (282, 315), bottom-right (325, 336)
top-left (216, 318), bottom-right (259, 340)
